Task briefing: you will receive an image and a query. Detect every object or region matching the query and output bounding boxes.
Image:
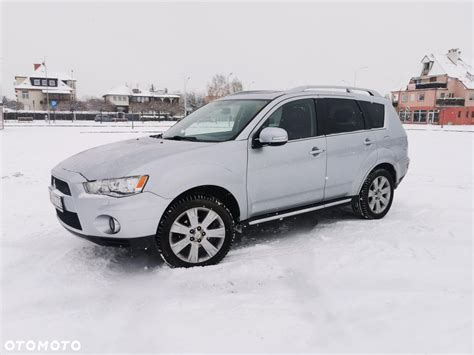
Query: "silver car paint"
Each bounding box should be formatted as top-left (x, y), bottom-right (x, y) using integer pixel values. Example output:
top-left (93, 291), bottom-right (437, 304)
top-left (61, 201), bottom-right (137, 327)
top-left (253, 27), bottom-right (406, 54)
top-left (51, 89), bottom-right (409, 241)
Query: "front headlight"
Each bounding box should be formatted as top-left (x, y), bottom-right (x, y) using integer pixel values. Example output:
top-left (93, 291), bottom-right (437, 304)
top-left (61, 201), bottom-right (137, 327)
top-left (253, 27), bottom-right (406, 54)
top-left (83, 175), bottom-right (149, 197)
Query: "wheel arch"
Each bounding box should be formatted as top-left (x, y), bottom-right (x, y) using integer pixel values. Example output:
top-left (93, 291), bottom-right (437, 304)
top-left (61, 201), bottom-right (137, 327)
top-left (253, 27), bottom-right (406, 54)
top-left (164, 185), bottom-right (241, 223)
top-left (356, 161), bottom-right (397, 195)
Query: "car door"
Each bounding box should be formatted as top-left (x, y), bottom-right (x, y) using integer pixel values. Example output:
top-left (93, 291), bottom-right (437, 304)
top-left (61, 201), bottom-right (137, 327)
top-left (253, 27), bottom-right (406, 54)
top-left (320, 97), bottom-right (378, 199)
top-left (247, 98), bottom-right (327, 217)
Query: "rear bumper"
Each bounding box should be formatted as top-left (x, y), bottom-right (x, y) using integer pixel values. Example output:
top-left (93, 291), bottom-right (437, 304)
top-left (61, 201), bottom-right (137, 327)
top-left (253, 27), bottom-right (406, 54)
top-left (396, 156), bottom-right (410, 187)
top-left (50, 167), bottom-right (172, 243)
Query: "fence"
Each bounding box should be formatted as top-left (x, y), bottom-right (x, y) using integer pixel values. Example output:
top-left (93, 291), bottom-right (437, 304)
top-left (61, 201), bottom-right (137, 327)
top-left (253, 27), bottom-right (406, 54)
top-left (3, 110), bottom-right (179, 122)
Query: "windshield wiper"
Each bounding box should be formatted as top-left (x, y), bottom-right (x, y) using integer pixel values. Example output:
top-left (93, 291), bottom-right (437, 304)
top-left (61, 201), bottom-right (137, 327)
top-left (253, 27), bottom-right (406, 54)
top-left (163, 135), bottom-right (198, 141)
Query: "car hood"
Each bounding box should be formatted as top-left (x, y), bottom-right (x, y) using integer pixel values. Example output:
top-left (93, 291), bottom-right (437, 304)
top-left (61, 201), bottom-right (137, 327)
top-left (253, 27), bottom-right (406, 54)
top-left (55, 136), bottom-right (213, 180)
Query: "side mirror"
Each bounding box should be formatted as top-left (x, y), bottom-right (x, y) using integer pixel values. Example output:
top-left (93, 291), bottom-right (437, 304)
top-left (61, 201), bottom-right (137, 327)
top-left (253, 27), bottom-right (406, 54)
top-left (258, 127), bottom-right (288, 147)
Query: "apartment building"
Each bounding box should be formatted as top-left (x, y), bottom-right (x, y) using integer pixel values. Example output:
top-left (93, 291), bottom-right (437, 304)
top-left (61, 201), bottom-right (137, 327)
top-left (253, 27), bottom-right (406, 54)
top-left (392, 49), bottom-right (474, 125)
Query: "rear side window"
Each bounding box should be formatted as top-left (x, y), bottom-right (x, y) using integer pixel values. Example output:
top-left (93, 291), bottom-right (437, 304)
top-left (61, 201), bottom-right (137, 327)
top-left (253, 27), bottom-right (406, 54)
top-left (323, 98), bottom-right (365, 134)
top-left (359, 101), bottom-right (385, 128)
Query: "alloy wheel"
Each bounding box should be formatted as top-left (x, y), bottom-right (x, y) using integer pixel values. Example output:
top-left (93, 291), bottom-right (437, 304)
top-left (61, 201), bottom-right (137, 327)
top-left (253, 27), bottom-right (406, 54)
top-left (168, 207), bottom-right (226, 263)
top-left (368, 176), bottom-right (391, 214)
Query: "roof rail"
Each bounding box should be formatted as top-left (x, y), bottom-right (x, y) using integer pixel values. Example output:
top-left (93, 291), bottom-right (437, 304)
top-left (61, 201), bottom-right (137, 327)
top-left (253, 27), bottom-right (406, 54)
top-left (228, 90), bottom-right (280, 96)
top-left (286, 85), bottom-right (381, 97)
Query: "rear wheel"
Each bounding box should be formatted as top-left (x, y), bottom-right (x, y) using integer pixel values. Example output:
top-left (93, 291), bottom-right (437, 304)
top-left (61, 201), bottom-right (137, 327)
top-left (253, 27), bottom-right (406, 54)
top-left (156, 194), bottom-right (235, 267)
top-left (352, 169), bottom-right (394, 219)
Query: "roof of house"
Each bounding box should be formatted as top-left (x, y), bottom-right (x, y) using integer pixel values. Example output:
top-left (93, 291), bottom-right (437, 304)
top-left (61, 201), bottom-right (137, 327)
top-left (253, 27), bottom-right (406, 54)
top-left (15, 64), bottom-right (75, 82)
top-left (14, 64), bottom-right (75, 94)
top-left (104, 84), bottom-right (131, 96)
top-left (104, 84), bottom-right (180, 98)
top-left (416, 50), bottom-right (474, 89)
top-left (15, 76), bottom-right (74, 94)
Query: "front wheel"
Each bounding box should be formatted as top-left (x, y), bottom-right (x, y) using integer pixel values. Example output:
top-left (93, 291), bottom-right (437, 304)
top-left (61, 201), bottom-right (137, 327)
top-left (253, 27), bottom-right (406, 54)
top-left (156, 194), bottom-right (235, 267)
top-left (352, 169), bottom-right (394, 219)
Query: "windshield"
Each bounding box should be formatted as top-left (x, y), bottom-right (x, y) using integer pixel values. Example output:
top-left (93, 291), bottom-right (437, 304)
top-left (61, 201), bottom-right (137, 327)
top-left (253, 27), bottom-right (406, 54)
top-left (163, 99), bottom-right (269, 142)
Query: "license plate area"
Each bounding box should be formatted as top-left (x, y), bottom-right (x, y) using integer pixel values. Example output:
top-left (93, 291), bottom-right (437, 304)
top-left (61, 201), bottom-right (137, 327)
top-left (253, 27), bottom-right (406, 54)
top-left (49, 187), bottom-right (64, 212)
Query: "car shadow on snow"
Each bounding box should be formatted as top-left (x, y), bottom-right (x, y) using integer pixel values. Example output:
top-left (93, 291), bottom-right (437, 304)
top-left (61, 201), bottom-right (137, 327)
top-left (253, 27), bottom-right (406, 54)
top-left (79, 206), bottom-right (358, 274)
top-left (234, 205), bottom-right (358, 249)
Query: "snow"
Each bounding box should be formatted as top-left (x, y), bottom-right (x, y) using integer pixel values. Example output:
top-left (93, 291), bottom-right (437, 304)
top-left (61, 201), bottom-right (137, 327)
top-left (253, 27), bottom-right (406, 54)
top-left (1, 123), bottom-right (472, 353)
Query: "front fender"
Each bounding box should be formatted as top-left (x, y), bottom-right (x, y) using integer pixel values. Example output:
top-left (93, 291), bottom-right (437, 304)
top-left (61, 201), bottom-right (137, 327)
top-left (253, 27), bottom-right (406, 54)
top-left (134, 140), bottom-right (249, 219)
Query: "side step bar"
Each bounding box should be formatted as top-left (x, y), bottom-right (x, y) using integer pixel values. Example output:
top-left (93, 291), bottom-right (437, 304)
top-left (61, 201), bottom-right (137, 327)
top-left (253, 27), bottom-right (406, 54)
top-left (247, 198), bottom-right (352, 226)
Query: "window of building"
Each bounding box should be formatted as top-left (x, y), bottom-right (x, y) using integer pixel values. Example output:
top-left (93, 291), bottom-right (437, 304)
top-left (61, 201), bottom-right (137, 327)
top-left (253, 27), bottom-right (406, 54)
top-left (471, 111), bottom-right (474, 118)
top-left (418, 93), bottom-right (425, 101)
top-left (41, 79), bottom-right (47, 86)
top-left (429, 76), bottom-right (436, 82)
top-left (448, 93), bottom-right (454, 98)
top-left (466, 111), bottom-right (469, 118)
top-left (399, 110), bottom-right (412, 122)
top-left (413, 110), bottom-right (427, 123)
top-left (440, 92), bottom-right (446, 99)
top-left (401, 94), bottom-right (408, 102)
top-left (457, 111), bottom-right (461, 118)
top-left (358, 101), bottom-right (385, 128)
top-left (410, 94), bottom-right (415, 102)
top-left (469, 93), bottom-right (474, 100)
top-left (422, 62), bottom-right (431, 75)
top-left (262, 99), bottom-right (316, 140)
top-left (33, 79), bottom-right (40, 86)
top-left (323, 98), bottom-right (365, 134)
top-left (48, 80), bottom-right (55, 87)
top-left (21, 91), bottom-right (29, 99)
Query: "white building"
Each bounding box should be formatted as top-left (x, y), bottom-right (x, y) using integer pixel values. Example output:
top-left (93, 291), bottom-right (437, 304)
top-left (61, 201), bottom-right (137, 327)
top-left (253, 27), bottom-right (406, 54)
top-left (103, 84), bottom-right (180, 112)
top-left (14, 64), bottom-right (76, 111)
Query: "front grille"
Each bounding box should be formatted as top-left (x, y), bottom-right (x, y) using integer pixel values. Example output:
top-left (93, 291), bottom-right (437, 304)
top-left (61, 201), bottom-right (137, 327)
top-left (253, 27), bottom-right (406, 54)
top-left (56, 209), bottom-right (82, 230)
top-left (52, 176), bottom-right (71, 195)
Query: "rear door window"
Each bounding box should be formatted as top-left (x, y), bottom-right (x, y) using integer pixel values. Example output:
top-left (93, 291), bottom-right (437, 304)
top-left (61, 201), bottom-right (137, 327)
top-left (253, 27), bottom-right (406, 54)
top-left (322, 98), bottom-right (365, 134)
top-left (359, 101), bottom-right (385, 129)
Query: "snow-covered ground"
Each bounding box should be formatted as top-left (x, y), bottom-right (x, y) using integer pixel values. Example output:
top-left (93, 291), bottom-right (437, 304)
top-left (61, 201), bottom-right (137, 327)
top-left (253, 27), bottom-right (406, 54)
top-left (1, 123), bottom-right (472, 353)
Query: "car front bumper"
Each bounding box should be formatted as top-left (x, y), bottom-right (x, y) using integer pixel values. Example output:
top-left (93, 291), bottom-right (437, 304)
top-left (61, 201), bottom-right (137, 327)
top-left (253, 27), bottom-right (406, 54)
top-left (50, 167), bottom-right (172, 246)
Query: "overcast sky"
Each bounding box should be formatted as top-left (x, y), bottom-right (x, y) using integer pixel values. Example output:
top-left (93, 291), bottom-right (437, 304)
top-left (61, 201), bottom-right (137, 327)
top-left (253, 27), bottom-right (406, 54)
top-left (1, 1), bottom-right (472, 98)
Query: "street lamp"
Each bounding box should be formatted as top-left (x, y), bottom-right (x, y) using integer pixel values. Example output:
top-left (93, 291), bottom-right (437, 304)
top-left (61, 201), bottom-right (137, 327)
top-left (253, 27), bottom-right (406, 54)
top-left (183, 76), bottom-right (190, 117)
top-left (227, 72), bottom-right (233, 94)
top-left (353, 66), bottom-right (368, 86)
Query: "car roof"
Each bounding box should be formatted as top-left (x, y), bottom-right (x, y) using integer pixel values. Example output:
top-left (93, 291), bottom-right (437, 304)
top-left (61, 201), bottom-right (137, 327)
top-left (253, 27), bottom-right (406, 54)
top-left (219, 86), bottom-right (383, 102)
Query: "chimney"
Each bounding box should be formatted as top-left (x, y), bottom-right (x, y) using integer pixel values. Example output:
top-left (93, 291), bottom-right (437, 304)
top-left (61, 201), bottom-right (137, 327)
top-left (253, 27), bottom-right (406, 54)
top-left (447, 48), bottom-right (461, 64)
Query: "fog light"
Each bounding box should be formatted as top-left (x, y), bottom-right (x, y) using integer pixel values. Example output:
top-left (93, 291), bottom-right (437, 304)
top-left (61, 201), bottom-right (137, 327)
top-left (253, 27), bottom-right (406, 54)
top-left (109, 217), bottom-right (121, 234)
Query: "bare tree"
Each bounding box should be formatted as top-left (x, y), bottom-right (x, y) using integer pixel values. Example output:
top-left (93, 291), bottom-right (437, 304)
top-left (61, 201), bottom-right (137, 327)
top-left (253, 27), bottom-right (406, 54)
top-left (185, 91), bottom-right (206, 112)
top-left (82, 97), bottom-right (114, 112)
top-left (207, 74), bottom-right (228, 99)
top-left (2, 96), bottom-right (24, 110)
top-left (207, 74), bottom-right (243, 101)
top-left (230, 78), bottom-right (243, 94)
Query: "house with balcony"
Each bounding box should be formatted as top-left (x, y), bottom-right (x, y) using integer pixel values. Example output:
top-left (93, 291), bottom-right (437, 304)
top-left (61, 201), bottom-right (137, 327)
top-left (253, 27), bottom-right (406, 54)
top-left (103, 84), bottom-right (180, 113)
top-left (392, 49), bottom-right (474, 125)
top-left (14, 64), bottom-right (76, 111)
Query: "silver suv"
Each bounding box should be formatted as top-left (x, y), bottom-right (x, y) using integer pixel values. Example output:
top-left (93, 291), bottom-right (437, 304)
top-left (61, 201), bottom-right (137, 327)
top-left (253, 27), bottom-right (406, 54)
top-left (50, 86), bottom-right (409, 267)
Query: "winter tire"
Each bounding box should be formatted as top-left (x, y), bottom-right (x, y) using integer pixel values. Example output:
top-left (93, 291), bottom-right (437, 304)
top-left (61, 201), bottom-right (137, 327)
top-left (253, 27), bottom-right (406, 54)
top-left (352, 168), bottom-right (394, 219)
top-left (156, 194), bottom-right (235, 267)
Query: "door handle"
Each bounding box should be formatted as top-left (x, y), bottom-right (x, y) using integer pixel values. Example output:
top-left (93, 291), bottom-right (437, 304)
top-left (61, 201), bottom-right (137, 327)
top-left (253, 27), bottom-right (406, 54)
top-left (364, 138), bottom-right (374, 146)
top-left (309, 147), bottom-right (325, 156)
